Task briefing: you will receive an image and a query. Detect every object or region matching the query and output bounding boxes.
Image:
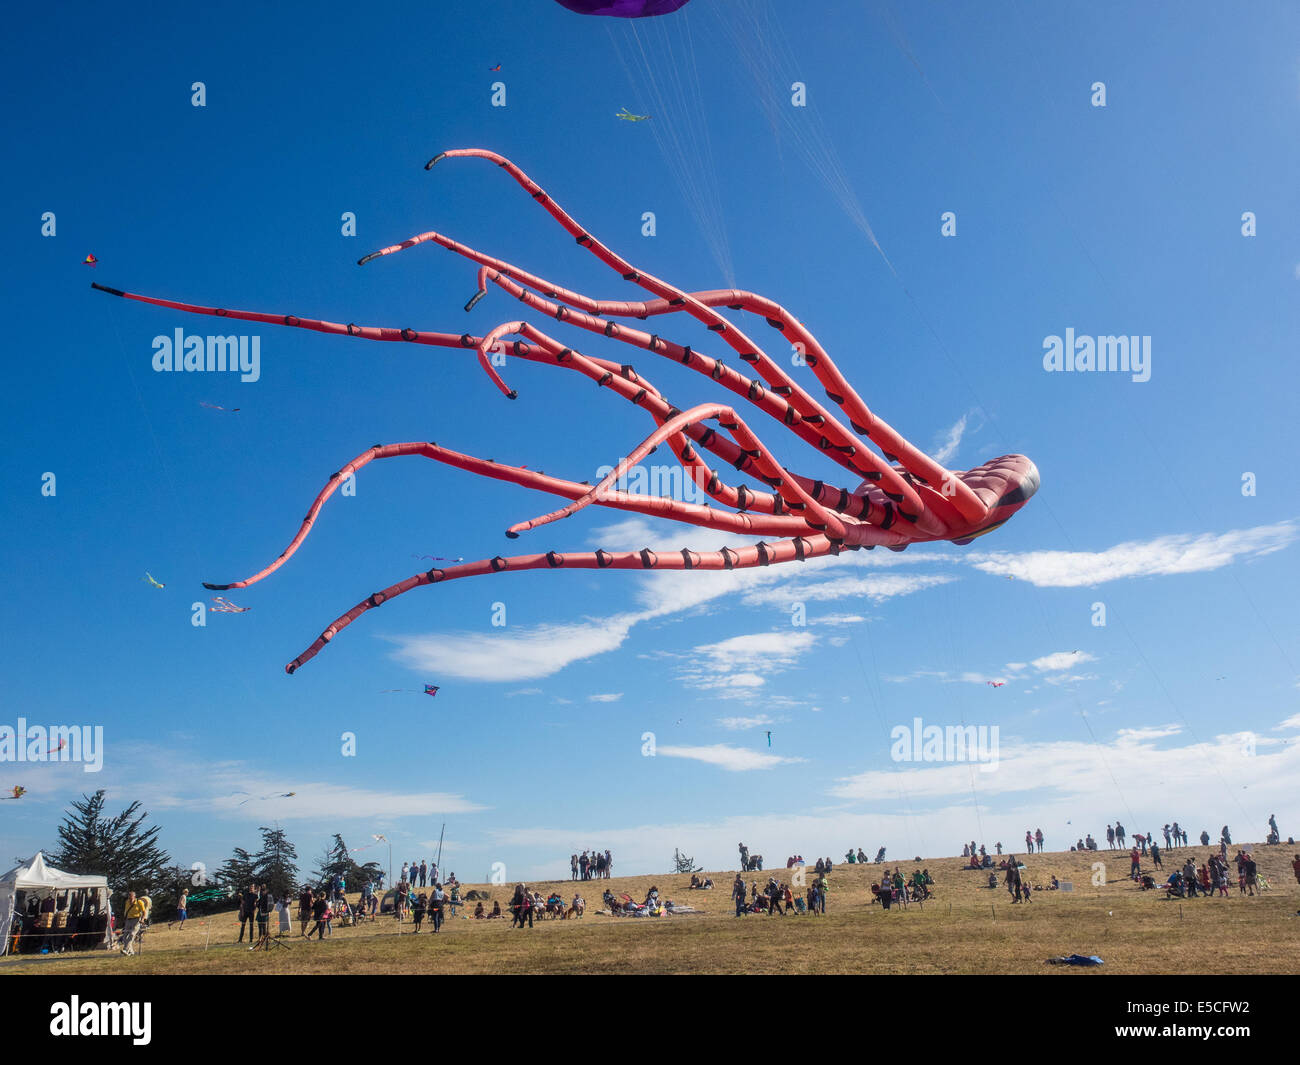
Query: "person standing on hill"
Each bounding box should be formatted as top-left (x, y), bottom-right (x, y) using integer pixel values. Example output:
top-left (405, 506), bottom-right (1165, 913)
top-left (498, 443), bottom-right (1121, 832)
top-left (732, 874), bottom-right (747, 917)
top-left (1116, 822), bottom-right (1126, 847)
top-left (238, 884), bottom-right (258, 944)
top-left (1025, 830), bottom-right (1034, 853)
top-left (1150, 842), bottom-right (1163, 869)
top-left (1035, 828), bottom-right (1044, 853)
top-left (1106, 825), bottom-right (1116, 849)
top-left (1220, 825), bottom-right (1232, 846)
top-left (1163, 825), bottom-right (1172, 849)
top-left (1129, 846), bottom-right (1141, 879)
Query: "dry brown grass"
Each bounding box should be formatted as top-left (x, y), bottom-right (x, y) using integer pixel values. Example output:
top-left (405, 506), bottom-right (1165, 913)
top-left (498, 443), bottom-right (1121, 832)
top-left (4, 843), bottom-right (1297, 974)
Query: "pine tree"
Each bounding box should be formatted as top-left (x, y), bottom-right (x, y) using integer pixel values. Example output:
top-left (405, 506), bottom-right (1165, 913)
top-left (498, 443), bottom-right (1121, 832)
top-left (51, 790), bottom-right (171, 907)
top-left (217, 847), bottom-right (257, 895)
top-left (672, 848), bottom-right (700, 874)
top-left (253, 825), bottom-right (300, 898)
top-left (312, 834), bottom-right (381, 892)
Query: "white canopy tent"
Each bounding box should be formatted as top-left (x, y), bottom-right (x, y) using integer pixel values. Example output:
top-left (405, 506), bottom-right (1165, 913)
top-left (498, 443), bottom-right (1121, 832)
top-left (0, 852), bottom-right (112, 956)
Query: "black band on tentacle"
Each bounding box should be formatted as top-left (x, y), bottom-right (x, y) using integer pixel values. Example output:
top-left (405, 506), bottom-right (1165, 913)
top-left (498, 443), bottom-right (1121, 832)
top-left (546, 551), bottom-right (564, 568)
top-left (827, 539), bottom-right (842, 555)
top-left (826, 391), bottom-right (844, 404)
top-left (899, 509), bottom-right (919, 523)
top-left (793, 537), bottom-right (809, 561)
top-left (649, 335), bottom-right (662, 351)
top-left (881, 504), bottom-right (896, 530)
top-left (773, 497), bottom-right (785, 515)
top-left (708, 322), bottom-right (727, 333)
top-left (883, 490), bottom-right (904, 503)
top-left (773, 385), bottom-right (793, 396)
top-left (460, 334), bottom-right (475, 347)
top-left (755, 542), bottom-right (772, 565)
top-left (576, 233), bottom-right (592, 246)
top-left (850, 420), bottom-right (870, 435)
top-left (555, 306), bottom-right (569, 321)
top-left (727, 303), bottom-right (743, 310)
top-left (710, 362), bottom-right (723, 380)
top-left (557, 348), bottom-right (572, 362)
top-left (804, 415), bottom-right (825, 426)
top-left (639, 548), bottom-right (658, 569)
top-left (426, 569), bottom-right (446, 583)
top-left (681, 548), bottom-right (698, 569)
top-left (720, 547), bottom-right (738, 569)
top-left (595, 550), bottom-right (613, 568)
top-left (632, 389), bottom-right (647, 405)
top-left (669, 298), bottom-right (685, 306)
top-left (490, 556), bottom-right (508, 572)
top-left (719, 418), bottom-right (739, 430)
top-left (736, 486), bottom-right (750, 511)
top-left (805, 353), bottom-right (819, 367)
top-left (783, 406), bottom-right (798, 425)
top-left (604, 321), bottom-right (619, 337)
top-left (765, 317), bottom-right (785, 330)
top-left (285, 316), bottom-right (299, 326)
top-left (679, 346), bottom-right (694, 365)
top-left (346, 323), bottom-right (360, 335)
top-left (513, 341), bottom-right (529, 356)
top-left (818, 437), bottom-right (831, 450)
top-left (739, 351), bottom-right (759, 363)
top-left (699, 428), bottom-right (716, 446)
top-left (836, 488), bottom-right (849, 511)
top-left (620, 364), bottom-right (637, 379)
top-left (747, 380), bottom-right (765, 401)
top-left (597, 371), bottom-right (612, 387)
top-left (622, 271), bottom-right (640, 281)
top-left (811, 480), bottom-right (825, 500)
top-left (862, 471), bottom-right (882, 481)
top-left (883, 451), bottom-right (899, 463)
top-left (368, 592), bottom-right (387, 607)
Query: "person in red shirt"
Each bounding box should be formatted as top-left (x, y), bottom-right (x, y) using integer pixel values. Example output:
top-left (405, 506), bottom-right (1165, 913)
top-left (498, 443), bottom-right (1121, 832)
top-left (1129, 846), bottom-right (1141, 878)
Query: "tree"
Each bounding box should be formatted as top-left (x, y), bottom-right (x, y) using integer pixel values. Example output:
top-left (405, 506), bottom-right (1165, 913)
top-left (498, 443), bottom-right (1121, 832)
top-left (51, 790), bottom-right (171, 907)
top-left (672, 848), bottom-right (701, 874)
top-left (312, 834), bottom-right (381, 892)
top-left (217, 847), bottom-right (257, 896)
top-left (253, 825), bottom-right (300, 898)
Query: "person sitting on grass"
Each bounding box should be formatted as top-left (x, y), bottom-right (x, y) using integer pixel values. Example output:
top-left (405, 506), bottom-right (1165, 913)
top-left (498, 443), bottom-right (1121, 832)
top-left (489, 900), bottom-right (503, 919)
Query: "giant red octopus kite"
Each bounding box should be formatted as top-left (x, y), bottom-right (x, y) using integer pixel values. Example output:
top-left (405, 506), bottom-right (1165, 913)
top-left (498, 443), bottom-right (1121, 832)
top-left (94, 149), bottom-right (1039, 673)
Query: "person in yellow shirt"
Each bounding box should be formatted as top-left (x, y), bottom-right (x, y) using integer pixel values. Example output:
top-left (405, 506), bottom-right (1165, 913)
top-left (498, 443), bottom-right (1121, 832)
top-left (120, 892), bottom-right (147, 955)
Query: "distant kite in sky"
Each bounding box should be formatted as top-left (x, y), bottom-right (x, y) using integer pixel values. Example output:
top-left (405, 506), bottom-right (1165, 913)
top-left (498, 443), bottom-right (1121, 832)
top-left (236, 791), bottom-right (295, 805)
top-left (95, 149), bottom-right (1038, 675)
top-left (211, 596), bottom-right (251, 612)
top-left (489, 64), bottom-right (501, 71)
top-left (142, 572), bottom-right (165, 589)
top-left (765, 730), bottom-right (772, 747)
top-left (200, 402), bottom-right (240, 413)
top-left (555, 0), bottom-right (691, 16)
top-left (379, 685), bottom-right (440, 696)
top-left (412, 554), bottom-right (465, 563)
top-left (47, 739), bottom-right (67, 754)
top-left (987, 681), bottom-right (1005, 688)
top-left (2, 786), bottom-right (25, 800)
top-left (83, 254), bottom-right (98, 267)
top-left (616, 107), bottom-right (649, 122)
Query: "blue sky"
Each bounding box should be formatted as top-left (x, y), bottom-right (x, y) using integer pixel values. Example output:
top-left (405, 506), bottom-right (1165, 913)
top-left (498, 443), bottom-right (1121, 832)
top-left (2, 0), bottom-right (1298, 883)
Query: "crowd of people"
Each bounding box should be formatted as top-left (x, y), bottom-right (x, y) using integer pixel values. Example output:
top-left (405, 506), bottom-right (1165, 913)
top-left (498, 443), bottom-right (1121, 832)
top-left (570, 850), bottom-right (613, 880)
top-left (731, 871), bottom-right (830, 916)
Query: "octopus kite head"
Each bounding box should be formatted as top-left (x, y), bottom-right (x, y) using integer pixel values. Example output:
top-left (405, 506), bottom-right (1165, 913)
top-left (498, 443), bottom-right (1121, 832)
top-left (947, 455), bottom-right (1040, 545)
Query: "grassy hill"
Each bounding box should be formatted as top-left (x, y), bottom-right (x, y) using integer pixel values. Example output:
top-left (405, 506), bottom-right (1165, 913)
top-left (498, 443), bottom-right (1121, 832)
top-left (4, 843), bottom-right (1296, 974)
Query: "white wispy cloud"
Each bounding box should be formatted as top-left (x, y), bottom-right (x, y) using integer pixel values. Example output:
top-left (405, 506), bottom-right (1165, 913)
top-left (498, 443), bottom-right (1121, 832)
top-left (656, 744), bottom-right (802, 772)
top-left (588, 693), bottom-right (624, 703)
top-left (968, 523), bottom-right (1297, 587)
top-left (932, 413), bottom-right (970, 464)
top-left (1032, 650), bottom-right (1095, 672)
top-left (717, 714), bottom-right (777, 730)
